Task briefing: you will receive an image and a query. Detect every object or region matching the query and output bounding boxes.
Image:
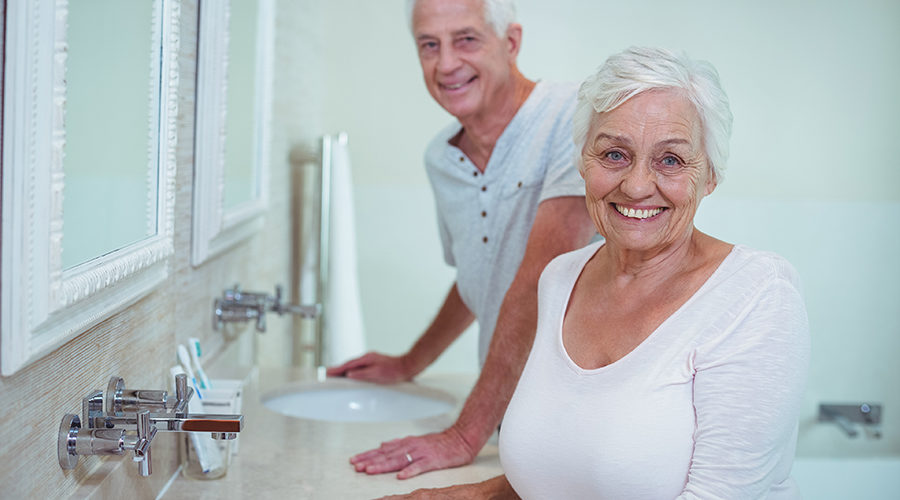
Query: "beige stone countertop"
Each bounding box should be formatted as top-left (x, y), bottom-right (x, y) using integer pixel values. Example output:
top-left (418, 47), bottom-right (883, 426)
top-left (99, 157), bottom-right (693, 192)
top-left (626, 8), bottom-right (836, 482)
top-left (162, 367), bottom-right (502, 499)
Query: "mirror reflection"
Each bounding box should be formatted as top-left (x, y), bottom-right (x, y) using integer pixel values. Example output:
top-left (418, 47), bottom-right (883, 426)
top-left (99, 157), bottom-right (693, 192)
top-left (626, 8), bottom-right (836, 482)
top-left (62, 0), bottom-right (158, 269)
top-left (222, 0), bottom-right (262, 210)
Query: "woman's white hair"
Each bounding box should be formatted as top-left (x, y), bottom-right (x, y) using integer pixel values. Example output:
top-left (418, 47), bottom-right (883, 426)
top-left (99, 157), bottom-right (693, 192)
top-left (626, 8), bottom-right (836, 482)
top-left (573, 46), bottom-right (733, 182)
top-left (406, 0), bottom-right (517, 38)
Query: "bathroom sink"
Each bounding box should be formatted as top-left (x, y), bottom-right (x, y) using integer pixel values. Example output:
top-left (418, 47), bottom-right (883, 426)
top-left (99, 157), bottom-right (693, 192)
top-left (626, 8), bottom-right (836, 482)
top-left (261, 378), bottom-right (456, 422)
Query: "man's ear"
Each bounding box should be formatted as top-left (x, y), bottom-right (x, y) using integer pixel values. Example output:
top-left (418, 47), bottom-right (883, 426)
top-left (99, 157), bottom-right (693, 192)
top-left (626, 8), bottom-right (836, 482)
top-left (505, 23), bottom-right (523, 58)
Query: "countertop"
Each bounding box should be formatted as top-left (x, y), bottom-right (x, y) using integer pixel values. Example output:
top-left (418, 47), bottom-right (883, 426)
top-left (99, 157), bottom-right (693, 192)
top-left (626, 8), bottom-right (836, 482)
top-left (161, 367), bottom-right (502, 499)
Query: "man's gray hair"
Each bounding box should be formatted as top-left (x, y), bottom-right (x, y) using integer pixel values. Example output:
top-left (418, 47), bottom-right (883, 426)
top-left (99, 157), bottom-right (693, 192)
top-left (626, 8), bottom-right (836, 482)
top-left (406, 0), bottom-right (517, 38)
top-left (573, 46), bottom-right (733, 182)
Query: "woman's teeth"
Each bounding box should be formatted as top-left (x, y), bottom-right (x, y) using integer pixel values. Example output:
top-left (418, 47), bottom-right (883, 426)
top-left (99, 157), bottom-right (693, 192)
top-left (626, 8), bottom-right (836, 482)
top-left (615, 205), bottom-right (664, 219)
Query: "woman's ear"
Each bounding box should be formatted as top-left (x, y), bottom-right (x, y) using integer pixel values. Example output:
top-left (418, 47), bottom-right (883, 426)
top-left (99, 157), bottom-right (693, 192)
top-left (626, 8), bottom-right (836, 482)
top-left (704, 168), bottom-right (718, 196)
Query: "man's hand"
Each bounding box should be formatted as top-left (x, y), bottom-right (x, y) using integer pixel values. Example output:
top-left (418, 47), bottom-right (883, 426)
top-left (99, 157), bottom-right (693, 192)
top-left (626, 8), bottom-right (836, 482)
top-left (350, 426), bottom-right (477, 479)
top-left (325, 352), bottom-right (413, 384)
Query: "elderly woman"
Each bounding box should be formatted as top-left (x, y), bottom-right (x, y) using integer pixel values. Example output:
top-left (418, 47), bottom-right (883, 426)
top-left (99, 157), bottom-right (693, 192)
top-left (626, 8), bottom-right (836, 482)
top-left (388, 46), bottom-right (810, 499)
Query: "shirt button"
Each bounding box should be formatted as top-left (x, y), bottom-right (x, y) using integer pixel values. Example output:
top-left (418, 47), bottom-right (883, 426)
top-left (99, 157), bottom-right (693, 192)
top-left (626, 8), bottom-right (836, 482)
top-left (481, 211), bottom-right (487, 217)
top-left (517, 181), bottom-right (523, 188)
top-left (482, 236), bottom-right (488, 243)
top-left (473, 171), bottom-right (478, 177)
top-left (481, 186), bottom-right (487, 192)
top-left (459, 156), bottom-right (465, 162)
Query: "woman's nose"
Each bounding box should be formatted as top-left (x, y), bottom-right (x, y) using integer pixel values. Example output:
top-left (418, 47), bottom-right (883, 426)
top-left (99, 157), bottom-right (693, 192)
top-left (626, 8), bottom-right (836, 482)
top-left (620, 162), bottom-right (656, 199)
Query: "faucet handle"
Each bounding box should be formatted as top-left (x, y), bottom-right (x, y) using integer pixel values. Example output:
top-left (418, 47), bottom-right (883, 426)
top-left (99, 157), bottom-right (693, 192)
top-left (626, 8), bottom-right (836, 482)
top-left (170, 373), bottom-right (193, 414)
top-left (104, 376), bottom-right (170, 415)
top-left (132, 410), bottom-right (157, 476)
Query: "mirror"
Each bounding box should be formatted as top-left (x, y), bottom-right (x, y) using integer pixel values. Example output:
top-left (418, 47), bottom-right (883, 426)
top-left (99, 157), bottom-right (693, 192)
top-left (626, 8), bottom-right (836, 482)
top-left (62, 0), bottom-right (157, 269)
top-left (1, 0), bottom-right (180, 375)
top-left (191, 0), bottom-right (275, 265)
top-left (222, 0), bottom-right (262, 210)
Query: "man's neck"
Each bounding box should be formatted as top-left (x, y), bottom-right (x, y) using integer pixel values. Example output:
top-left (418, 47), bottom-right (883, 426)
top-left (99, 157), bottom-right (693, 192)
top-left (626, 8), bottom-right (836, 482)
top-left (454, 71), bottom-right (536, 171)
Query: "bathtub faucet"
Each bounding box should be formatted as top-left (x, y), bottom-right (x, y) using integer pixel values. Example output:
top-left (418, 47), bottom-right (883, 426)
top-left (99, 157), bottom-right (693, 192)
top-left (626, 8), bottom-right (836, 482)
top-left (818, 403), bottom-right (882, 439)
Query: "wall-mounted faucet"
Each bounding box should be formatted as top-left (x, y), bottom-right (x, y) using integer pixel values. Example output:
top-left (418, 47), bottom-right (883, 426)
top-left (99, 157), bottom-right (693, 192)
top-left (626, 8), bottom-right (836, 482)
top-left (58, 375), bottom-right (244, 476)
top-left (214, 284), bottom-right (319, 332)
top-left (818, 402), bottom-right (882, 439)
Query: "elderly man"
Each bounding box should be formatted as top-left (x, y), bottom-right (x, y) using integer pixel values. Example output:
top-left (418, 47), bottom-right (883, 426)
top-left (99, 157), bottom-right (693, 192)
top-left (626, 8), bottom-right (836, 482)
top-left (327, 0), bottom-right (596, 478)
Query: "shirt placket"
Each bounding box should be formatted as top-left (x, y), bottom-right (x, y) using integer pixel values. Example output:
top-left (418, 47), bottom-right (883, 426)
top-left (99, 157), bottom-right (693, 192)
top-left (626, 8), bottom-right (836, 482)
top-left (454, 151), bottom-right (493, 250)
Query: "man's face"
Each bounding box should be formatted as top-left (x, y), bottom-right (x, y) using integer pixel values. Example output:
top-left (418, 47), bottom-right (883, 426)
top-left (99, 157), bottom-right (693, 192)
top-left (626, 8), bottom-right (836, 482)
top-left (411, 0), bottom-right (515, 121)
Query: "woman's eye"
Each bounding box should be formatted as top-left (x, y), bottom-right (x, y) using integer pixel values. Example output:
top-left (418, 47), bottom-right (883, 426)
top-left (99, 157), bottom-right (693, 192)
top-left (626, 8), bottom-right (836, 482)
top-left (605, 151), bottom-right (625, 161)
top-left (661, 155), bottom-right (680, 167)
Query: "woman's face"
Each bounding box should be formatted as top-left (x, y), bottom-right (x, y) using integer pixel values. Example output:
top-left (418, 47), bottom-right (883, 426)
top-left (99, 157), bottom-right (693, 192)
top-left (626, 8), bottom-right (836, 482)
top-left (580, 89), bottom-right (716, 254)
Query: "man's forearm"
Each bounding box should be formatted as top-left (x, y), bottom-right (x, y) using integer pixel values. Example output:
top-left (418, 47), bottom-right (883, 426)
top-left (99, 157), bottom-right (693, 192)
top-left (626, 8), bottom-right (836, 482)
top-left (404, 283), bottom-right (475, 376)
top-left (450, 196), bottom-right (596, 451)
top-left (452, 273), bottom-right (538, 449)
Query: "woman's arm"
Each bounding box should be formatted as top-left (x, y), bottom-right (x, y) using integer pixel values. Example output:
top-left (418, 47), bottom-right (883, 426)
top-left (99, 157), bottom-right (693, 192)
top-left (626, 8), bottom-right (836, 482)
top-left (679, 276), bottom-right (811, 499)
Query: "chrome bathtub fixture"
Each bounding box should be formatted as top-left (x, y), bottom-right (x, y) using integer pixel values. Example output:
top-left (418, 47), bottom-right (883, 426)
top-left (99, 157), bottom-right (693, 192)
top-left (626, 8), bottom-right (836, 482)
top-left (818, 403), bottom-right (882, 438)
top-left (213, 284), bottom-right (319, 332)
top-left (58, 375), bottom-right (244, 475)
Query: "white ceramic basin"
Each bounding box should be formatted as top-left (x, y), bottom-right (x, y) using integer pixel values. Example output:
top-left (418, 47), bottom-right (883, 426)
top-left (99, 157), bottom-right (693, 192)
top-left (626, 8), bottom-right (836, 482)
top-left (262, 379), bottom-right (456, 422)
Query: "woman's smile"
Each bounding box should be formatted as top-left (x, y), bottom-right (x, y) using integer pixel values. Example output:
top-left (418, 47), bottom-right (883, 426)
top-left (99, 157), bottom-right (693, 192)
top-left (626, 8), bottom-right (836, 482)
top-left (613, 204), bottom-right (666, 220)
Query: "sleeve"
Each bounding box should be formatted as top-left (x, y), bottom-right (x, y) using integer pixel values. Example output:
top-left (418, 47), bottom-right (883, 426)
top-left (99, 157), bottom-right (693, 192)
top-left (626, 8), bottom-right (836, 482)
top-left (677, 275), bottom-right (811, 500)
top-left (435, 204), bottom-right (455, 267)
top-left (538, 92), bottom-right (586, 203)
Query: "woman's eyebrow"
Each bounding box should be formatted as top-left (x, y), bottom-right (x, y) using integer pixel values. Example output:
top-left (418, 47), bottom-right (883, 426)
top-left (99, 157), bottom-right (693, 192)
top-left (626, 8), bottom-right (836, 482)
top-left (655, 138), bottom-right (692, 148)
top-left (591, 133), bottom-right (632, 146)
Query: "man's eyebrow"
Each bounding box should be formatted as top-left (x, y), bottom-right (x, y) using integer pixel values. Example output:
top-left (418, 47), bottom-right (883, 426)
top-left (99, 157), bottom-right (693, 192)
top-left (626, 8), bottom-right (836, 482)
top-left (451, 27), bottom-right (479, 37)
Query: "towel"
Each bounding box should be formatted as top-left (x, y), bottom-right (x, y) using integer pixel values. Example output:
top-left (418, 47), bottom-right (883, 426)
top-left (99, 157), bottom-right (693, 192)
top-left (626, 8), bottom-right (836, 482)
top-left (311, 134), bottom-right (367, 366)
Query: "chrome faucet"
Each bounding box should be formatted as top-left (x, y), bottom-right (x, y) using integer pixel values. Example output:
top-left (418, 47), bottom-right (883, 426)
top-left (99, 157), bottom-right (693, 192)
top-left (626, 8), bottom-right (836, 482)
top-left (214, 284), bottom-right (319, 332)
top-left (59, 375), bottom-right (244, 475)
top-left (818, 403), bottom-right (882, 439)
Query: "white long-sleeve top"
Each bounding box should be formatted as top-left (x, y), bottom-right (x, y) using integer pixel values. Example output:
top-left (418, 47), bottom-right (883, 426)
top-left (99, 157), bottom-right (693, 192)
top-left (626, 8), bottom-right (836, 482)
top-left (499, 242), bottom-right (810, 499)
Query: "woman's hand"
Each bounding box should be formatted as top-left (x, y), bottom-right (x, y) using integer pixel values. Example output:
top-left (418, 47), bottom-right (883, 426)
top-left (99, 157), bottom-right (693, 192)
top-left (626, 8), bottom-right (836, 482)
top-left (377, 475), bottom-right (519, 500)
top-left (351, 426), bottom-right (477, 479)
top-left (325, 351), bottom-right (414, 384)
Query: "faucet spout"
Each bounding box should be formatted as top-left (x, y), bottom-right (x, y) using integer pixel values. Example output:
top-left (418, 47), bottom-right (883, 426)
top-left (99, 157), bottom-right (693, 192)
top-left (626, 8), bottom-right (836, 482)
top-left (152, 413), bottom-right (244, 436)
top-left (87, 413), bottom-right (244, 439)
top-left (825, 410), bottom-right (858, 437)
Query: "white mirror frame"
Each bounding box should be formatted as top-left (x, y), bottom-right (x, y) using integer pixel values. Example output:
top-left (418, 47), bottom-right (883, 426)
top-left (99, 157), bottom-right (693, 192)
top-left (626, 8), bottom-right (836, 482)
top-left (0, 0), bottom-right (181, 375)
top-left (191, 0), bottom-right (274, 266)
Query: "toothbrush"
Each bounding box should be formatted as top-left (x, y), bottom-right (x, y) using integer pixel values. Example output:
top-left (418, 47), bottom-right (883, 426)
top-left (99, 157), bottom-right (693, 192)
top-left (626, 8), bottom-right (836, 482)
top-left (187, 337), bottom-right (212, 390)
top-left (177, 344), bottom-right (203, 400)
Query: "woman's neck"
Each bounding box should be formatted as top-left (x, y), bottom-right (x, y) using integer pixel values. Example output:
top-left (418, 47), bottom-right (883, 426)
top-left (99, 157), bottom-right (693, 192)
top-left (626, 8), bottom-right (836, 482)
top-left (596, 229), bottom-right (723, 288)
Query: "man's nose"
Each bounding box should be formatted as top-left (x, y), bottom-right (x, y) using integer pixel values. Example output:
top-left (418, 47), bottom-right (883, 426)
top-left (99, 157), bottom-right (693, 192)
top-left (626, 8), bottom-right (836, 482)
top-left (437, 45), bottom-right (462, 73)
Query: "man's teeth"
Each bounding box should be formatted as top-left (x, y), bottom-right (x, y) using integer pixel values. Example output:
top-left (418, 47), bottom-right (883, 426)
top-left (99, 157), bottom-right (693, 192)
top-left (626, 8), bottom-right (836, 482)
top-left (615, 205), bottom-right (664, 219)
